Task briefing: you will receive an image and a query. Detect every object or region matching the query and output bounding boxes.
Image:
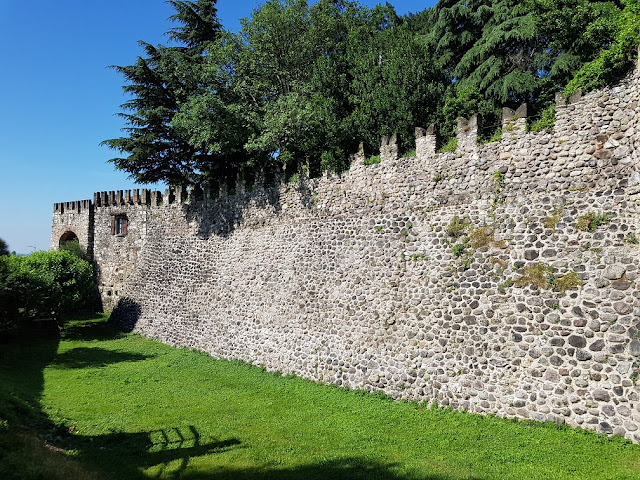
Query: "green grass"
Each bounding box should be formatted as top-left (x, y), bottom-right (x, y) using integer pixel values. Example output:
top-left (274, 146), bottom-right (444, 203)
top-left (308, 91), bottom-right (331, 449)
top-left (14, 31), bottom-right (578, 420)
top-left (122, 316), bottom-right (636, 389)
top-left (1, 314), bottom-right (640, 479)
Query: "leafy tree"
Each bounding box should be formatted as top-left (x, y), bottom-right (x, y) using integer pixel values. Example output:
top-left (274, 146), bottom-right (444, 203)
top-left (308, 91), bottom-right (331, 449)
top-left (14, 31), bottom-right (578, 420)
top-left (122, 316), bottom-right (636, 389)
top-left (103, 0), bottom-right (634, 184)
top-left (102, 0), bottom-right (224, 186)
top-left (565, 0), bottom-right (640, 96)
top-left (441, 86), bottom-right (499, 141)
top-left (231, 0), bottom-right (360, 175)
top-left (0, 238), bottom-right (8, 257)
top-left (532, 0), bottom-right (621, 88)
top-left (0, 251), bottom-right (94, 333)
top-left (344, 4), bottom-right (446, 155)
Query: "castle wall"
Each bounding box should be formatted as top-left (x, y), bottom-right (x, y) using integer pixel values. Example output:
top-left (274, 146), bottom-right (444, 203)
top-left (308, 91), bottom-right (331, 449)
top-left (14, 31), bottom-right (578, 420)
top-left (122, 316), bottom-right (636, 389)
top-left (54, 69), bottom-right (640, 441)
top-left (51, 200), bottom-right (93, 256)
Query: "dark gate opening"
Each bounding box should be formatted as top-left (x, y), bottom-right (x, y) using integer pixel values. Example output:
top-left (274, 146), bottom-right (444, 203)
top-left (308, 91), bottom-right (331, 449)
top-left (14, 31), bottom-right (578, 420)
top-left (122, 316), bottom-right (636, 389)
top-left (59, 231), bottom-right (79, 246)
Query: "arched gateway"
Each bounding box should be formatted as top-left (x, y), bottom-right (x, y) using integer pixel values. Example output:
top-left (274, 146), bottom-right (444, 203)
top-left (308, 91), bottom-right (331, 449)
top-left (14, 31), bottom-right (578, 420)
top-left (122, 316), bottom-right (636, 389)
top-left (58, 230), bottom-right (79, 246)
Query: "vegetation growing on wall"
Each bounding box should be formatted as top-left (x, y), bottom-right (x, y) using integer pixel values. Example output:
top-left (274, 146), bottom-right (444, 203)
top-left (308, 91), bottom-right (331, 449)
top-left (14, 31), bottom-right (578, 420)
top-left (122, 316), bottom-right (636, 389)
top-left (576, 212), bottom-right (615, 233)
top-left (514, 262), bottom-right (583, 292)
top-left (104, 0), bottom-right (636, 186)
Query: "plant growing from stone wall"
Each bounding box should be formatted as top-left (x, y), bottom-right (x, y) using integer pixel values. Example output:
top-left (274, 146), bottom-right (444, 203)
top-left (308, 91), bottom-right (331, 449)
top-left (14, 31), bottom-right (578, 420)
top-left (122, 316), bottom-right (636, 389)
top-left (468, 226), bottom-right (507, 249)
top-left (514, 262), bottom-right (583, 292)
top-left (436, 137), bottom-right (457, 153)
top-left (445, 216), bottom-right (471, 238)
top-left (364, 155), bottom-right (381, 166)
top-left (576, 212), bottom-right (614, 233)
top-left (543, 205), bottom-right (564, 232)
top-left (527, 105), bottom-right (556, 133)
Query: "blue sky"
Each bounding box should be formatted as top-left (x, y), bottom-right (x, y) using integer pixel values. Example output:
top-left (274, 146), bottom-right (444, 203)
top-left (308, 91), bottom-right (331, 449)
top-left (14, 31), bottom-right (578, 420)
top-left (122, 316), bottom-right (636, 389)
top-left (0, 0), bottom-right (434, 254)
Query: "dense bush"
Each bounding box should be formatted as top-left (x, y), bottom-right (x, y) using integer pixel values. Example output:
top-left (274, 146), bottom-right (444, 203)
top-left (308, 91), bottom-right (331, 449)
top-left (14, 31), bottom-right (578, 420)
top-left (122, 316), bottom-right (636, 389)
top-left (0, 251), bottom-right (94, 333)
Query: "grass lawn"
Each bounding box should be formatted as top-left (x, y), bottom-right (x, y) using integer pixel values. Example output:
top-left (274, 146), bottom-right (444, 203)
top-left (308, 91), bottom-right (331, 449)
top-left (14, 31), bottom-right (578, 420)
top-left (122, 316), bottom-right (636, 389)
top-left (1, 313), bottom-right (639, 479)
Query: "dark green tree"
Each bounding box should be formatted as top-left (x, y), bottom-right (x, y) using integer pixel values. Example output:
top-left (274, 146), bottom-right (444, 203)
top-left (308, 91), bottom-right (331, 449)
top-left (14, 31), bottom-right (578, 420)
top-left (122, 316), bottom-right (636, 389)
top-left (345, 4), bottom-right (446, 154)
top-left (0, 238), bottom-right (8, 257)
top-left (102, 0), bottom-right (224, 186)
top-left (417, 0), bottom-right (488, 77)
top-left (452, 0), bottom-right (540, 106)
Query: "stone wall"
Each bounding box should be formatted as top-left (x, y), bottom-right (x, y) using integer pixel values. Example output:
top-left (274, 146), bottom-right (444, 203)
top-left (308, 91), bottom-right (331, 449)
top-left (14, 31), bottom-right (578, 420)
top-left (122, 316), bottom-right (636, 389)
top-left (53, 69), bottom-right (640, 441)
top-left (51, 200), bottom-right (93, 256)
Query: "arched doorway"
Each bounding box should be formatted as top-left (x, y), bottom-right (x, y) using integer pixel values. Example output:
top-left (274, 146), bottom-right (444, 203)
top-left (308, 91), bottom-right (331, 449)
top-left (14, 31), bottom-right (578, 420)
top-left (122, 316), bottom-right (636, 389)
top-left (59, 231), bottom-right (79, 246)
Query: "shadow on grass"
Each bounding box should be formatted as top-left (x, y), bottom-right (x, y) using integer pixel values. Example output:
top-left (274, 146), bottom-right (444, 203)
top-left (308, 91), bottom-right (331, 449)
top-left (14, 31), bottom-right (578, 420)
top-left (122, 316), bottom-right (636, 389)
top-left (0, 316), bottom-right (245, 480)
top-left (62, 316), bottom-right (127, 342)
top-left (180, 458), bottom-right (482, 480)
top-left (72, 426), bottom-right (241, 480)
top-left (0, 317), bottom-right (483, 480)
top-left (50, 347), bottom-right (153, 369)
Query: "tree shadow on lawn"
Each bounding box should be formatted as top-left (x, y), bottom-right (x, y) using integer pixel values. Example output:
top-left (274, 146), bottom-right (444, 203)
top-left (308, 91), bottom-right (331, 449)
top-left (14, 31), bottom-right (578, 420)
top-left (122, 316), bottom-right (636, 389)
top-left (50, 347), bottom-right (152, 369)
top-left (0, 318), bottom-right (239, 479)
top-left (72, 425), bottom-right (241, 480)
top-left (180, 457), bottom-right (484, 480)
top-left (62, 314), bottom-right (128, 341)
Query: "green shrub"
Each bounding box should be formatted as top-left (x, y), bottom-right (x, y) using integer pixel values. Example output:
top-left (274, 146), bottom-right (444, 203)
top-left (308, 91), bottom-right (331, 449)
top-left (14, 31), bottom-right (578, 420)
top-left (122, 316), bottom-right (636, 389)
top-left (446, 216), bottom-right (471, 238)
top-left (451, 243), bottom-right (467, 257)
top-left (364, 155), bottom-right (381, 165)
top-left (514, 262), bottom-right (583, 292)
top-left (543, 205), bottom-right (564, 232)
top-left (527, 105), bottom-right (556, 133)
top-left (514, 263), bottom-right (551, 289)
top-left (59, 240), bottom-right (87, 261)
top-left (625, 233), bottom-right (639, 245)
top-left (437, 137), bottom-right (457, 153)
top-left (0, 251), bottom-right (94, 333)
top-left (468, 226), bottom-right (507, 249)
top-left (551, 272), bottom-right (584, 293)
top-left (432, 172), bottom-right (446, 183)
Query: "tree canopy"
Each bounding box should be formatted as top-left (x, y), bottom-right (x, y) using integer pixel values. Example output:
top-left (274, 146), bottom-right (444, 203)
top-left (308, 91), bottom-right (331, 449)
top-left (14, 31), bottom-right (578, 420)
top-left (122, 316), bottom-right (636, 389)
top-left (104, 0), bottom-right (638, 186)
top-left (0, 250), bottom-right (94, 333)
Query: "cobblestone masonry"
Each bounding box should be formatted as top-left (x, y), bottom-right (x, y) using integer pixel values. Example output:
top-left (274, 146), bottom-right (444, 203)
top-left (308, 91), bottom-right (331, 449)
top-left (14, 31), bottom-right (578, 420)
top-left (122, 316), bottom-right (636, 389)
top-left (53, 67), bottom-right (640, 441)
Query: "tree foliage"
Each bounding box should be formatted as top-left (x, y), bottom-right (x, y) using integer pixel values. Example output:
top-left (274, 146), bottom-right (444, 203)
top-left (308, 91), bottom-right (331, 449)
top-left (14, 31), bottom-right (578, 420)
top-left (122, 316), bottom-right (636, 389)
top-left (104, 0), bottom-right (636, 185)
top-left (565, 0), bottom-right (640, 96)
top-left (0, 251), bottom-right (94, 333)
top-left (102, 0), bottom-right (224, 186)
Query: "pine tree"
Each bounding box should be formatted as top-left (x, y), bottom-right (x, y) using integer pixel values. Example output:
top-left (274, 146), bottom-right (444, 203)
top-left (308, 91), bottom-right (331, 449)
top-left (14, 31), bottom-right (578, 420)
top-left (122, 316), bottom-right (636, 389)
top-left (102, 0), bottom-right (223, 186)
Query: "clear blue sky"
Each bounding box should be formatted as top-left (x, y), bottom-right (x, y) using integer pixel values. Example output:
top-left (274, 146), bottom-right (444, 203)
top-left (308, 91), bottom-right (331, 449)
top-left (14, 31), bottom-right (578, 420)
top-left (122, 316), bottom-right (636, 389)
top-left (0, 0), bottom-right (434, 254)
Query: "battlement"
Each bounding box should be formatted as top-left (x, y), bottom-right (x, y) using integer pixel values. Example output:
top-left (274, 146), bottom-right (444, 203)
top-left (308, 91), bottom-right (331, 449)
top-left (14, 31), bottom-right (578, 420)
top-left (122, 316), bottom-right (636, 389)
top-left (52, 66), bottom-right (640, 220)
top-left (53, 199), bottom-right (92, 214)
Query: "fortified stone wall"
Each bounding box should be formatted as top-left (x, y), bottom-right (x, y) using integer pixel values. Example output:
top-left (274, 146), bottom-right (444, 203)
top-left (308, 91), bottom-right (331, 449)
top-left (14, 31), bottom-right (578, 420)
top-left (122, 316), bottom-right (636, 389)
top-left (51, 200), bottom-right (93, 256)
top-left (53, 68), bottom-right (640, 441)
